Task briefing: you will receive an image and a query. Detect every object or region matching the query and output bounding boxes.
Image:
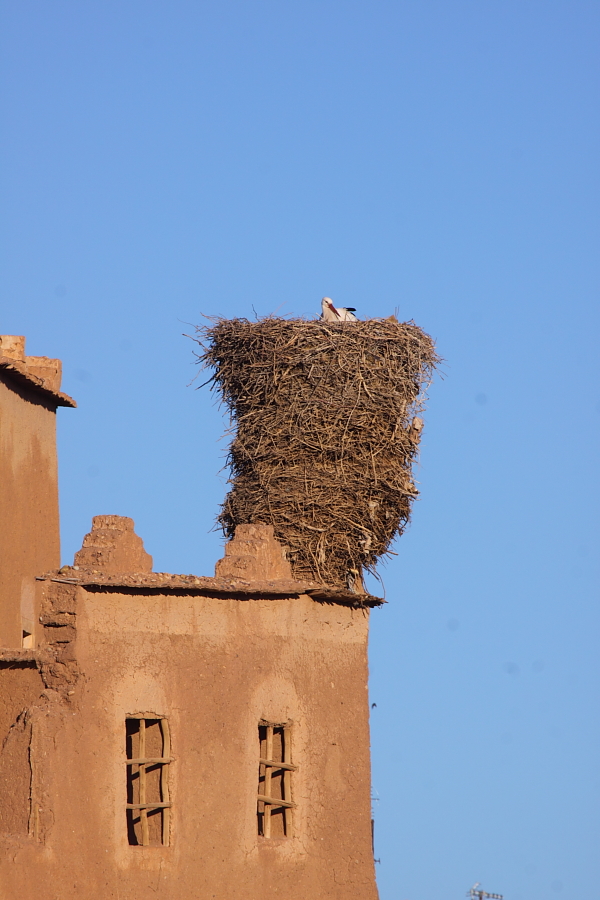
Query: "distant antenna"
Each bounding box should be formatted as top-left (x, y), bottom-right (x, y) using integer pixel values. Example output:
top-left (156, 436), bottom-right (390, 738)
top-left (467, 883), bottom-right (503, 900)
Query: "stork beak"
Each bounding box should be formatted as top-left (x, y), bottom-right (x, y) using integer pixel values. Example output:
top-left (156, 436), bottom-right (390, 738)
top-left (329, 302), bottom-right (341, 318)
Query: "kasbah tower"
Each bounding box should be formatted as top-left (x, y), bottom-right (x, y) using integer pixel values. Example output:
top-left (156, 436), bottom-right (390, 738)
top-left (0, 319), bottom-right (435, 899)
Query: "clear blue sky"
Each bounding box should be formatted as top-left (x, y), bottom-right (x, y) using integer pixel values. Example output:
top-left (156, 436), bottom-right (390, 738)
top-left (1, 3), bottom-right (598, 898)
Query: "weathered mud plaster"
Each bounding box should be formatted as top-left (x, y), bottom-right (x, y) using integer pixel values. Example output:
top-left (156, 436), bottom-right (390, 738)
top-left (1, 519), bottom-right (379, 899)
top-left (0, 335), bottom-right (75, 648)
top-left (0, 337), bottom-right (380, 899)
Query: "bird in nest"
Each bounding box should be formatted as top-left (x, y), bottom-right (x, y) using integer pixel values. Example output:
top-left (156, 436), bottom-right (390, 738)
top-left (320, 297), bottom-right (358, 322)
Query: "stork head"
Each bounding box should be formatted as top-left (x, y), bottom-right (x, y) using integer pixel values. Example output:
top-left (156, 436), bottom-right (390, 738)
top-left (321, 297), bottom-right (340, 317)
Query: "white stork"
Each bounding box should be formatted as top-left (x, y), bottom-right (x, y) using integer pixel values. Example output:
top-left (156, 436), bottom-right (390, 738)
top-left (320, 297), bottom-right (358, 322)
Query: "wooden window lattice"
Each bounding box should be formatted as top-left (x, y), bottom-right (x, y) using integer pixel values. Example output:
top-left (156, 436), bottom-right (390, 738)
top-left (257, 723), bottom-right (296, 838)
top-left (125, 717), bottom-right (173, 846)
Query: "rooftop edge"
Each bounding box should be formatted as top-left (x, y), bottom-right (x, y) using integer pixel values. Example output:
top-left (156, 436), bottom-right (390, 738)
top-left (37, 568), bottom-right (384, 607)
top-left (0, 356), bottom-right (76, 408)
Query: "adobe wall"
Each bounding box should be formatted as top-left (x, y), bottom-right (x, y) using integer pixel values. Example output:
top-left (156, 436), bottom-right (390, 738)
top-left (0, 376), bottom-right (61, 647)
top-left (0, 581), bottom-right (378, 900)
top-left (0, 662), bottom-right (45, 836)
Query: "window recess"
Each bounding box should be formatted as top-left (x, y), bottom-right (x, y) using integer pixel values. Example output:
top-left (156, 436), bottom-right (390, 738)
top-left (257, 722), bottom-right (296, 838)
top-left (125, 716), bottom-right (173, 846)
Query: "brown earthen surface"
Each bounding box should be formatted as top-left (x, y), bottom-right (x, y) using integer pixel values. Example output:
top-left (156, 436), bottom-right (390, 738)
top-left (0, 524), bottom-right (379, 899)
top-left (1, 332), bottom-right (381, 898)
top-left (215, 523), bottom-right (293, 580)
top-left (0, 336), bottom-right (26, 361)
top-left (0, 357), bottom-right (75, 409)
top-left (1, 588), bottom-right (377, 899)
top-left (46, 518), bottom-right (382, 605)
top-left (0, 336), bottom-right (75, 648)
top-left (0, 376), bottom-right (61, 647)
top-left (0, 663), bottom-right (44, 835)
top-left (74, 515), bottom-right (153, 574)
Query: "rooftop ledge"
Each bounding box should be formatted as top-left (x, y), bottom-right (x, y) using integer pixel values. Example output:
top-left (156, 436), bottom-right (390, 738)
top-left (0, 648), bottom-right (41, 664)
top-left (0, 355), bottom-right (76, 408)
top-left (44, 519), bottom-right (384, 607)
top-left (36, 568), bottom-right (384, 608)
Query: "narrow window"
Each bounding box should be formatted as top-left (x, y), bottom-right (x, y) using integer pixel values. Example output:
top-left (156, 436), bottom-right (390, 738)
top-left (257, 721), bottom-right (296, 838)
top-left (125, 717), bottom-right (172, 846)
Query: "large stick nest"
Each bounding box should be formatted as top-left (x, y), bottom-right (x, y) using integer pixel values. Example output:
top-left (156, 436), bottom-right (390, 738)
top-left (193, 316), bottom-right (439, 588)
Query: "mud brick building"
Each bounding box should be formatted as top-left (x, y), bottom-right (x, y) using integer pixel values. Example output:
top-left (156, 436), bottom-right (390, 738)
top-left (0, 336), bottom-right (380, 898)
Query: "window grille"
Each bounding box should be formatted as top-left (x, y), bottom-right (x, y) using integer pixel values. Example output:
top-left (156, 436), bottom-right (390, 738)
top-left (257, 722), bottom-right (296, 838)
top-left (125, 717), bottom-right (173, 846)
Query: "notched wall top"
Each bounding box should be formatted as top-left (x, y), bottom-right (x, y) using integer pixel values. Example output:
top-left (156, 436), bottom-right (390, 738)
top-left (74, 516), bottom-right (153, 574)
top-left (215, 524), bottom-right (293, 581)
top-left (42, 516), bottom-right (383, 606)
